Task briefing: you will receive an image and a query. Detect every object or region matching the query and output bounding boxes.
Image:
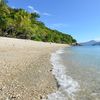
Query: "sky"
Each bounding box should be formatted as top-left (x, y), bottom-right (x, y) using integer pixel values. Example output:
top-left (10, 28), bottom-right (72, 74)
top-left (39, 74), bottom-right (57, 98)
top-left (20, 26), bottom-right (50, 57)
top-left (8, 0), bottom-right (100, 42)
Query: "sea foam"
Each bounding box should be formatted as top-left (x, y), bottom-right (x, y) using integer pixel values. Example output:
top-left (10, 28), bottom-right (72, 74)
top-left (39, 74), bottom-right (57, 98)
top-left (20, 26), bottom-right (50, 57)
top-left (43, 48), bottom-right (80, 100)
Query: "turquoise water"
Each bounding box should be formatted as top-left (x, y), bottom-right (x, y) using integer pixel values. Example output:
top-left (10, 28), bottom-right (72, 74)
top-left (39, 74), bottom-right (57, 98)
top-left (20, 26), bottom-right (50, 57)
top-left (60, 46), bottom-right (100, 99)
top-left (63, 46), bottom-right (100, 71)
top-left (46, 46), bottom-right (100, 100)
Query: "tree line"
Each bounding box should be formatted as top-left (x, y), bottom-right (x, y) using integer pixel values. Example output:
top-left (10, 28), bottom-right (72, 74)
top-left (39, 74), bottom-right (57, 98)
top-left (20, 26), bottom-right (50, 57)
top-left (0, 0), bottom-right (77, 44)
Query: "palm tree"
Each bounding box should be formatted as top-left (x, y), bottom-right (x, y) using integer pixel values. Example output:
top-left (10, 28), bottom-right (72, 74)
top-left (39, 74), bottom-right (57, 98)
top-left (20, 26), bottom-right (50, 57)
top-left (0, 0), bottom-right (8, 6)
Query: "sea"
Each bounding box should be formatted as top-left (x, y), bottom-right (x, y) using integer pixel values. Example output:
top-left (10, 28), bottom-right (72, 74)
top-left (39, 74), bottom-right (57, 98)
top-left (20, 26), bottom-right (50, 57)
top-left (45, 46), bottom-right (100, 100)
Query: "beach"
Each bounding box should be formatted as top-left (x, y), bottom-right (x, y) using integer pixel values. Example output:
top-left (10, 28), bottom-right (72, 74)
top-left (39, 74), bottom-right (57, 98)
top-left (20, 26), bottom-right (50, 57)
top-left (0, 37), bottom-right (68, 100)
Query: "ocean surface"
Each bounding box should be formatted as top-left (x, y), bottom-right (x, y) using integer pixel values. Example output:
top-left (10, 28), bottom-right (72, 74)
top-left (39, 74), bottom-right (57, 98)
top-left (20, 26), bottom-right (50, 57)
top-left (45, 46), bottom-right (100, 100)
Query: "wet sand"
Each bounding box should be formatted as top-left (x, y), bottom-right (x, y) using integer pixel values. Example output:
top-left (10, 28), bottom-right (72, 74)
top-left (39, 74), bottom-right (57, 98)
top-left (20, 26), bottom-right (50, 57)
top-left (0, 37), bottom-right (68, 100)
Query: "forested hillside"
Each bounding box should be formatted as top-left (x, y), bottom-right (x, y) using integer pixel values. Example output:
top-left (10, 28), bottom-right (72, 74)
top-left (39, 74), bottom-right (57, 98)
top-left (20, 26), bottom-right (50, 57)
top-left (0, 0), bottom-right (76, 44)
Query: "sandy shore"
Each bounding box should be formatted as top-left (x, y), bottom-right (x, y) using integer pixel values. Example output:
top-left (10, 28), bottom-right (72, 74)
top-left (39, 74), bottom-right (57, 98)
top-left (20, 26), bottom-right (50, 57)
top-left (0, 37), bottom-right (68, 100)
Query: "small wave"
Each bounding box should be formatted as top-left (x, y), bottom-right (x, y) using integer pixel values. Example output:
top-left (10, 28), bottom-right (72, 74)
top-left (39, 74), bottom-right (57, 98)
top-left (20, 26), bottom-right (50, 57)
top-left (43, 48), bottom-right (80, 100)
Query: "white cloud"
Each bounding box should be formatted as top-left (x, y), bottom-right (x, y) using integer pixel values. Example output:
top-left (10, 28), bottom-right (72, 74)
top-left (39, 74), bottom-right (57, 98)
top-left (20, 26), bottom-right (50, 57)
top-left (28, 5), bottom-right (34, 10)
top-left (27, 6), bottom-right (52, 17)
top-left (51, 23), bottom-right (68, 28)
top-left (43, 12), bottom-right (51, 16)
top-left (27, 5), bottom-right (40, 14)
top-left (12, 6), bottom-right (15, 9)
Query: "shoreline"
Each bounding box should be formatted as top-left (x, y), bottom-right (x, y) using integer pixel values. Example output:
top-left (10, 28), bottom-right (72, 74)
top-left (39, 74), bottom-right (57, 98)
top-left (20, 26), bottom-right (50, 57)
top-left (0, 37), bottom-right (68, 100)
top-left (44, 48), bottom-right (80, 100)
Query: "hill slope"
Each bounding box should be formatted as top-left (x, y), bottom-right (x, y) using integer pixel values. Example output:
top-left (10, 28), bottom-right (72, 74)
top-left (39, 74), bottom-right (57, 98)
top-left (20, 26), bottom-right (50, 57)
top-left (0, 1), bottom-right (76, 44)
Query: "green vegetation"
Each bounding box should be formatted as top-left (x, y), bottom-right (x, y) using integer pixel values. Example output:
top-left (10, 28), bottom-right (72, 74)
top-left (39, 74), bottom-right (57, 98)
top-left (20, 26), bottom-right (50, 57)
top-left (0, 0), bottom-right (76, 44)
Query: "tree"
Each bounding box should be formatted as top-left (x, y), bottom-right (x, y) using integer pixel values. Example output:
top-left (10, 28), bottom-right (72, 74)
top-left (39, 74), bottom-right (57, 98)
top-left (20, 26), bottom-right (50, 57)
top-left (0, 1), bottom-right (77, 44)
top-left (0, 0), bottom-right (8, 6)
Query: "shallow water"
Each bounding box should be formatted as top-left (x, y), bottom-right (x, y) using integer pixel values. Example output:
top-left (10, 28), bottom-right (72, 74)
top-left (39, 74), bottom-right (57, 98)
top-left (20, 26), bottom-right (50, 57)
top-left (60, 46), bottom-right (100, 100)
top-left (44, 48), bottom-right (80, 100)
top-left (45, 46), bottom-right (100, 100)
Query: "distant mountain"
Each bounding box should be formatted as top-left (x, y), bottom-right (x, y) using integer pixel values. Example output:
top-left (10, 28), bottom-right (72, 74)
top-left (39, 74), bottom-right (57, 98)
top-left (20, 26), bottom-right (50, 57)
top-left (93, 42), bottom-right (100, 46)
top-left (80, 40), bottom-right (100, 46)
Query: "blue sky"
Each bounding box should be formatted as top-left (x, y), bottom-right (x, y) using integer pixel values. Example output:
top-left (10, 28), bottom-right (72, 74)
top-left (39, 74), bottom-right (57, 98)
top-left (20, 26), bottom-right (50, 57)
top-left (8, 0), bottom-right (100, 42)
